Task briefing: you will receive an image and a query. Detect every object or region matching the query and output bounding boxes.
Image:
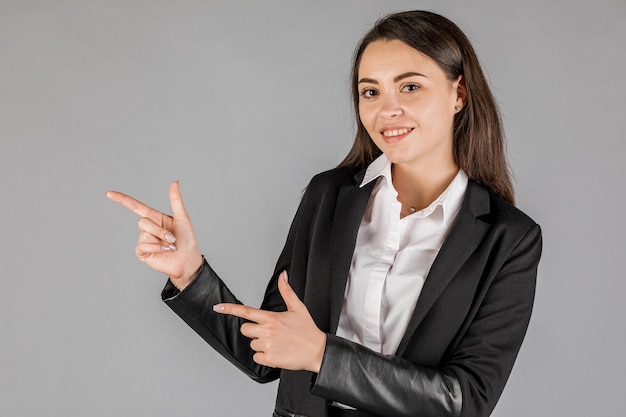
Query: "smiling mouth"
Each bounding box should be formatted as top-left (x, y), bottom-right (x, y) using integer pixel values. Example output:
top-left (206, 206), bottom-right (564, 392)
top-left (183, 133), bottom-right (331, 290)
top-left (381, 128), bottom-right (414, 138)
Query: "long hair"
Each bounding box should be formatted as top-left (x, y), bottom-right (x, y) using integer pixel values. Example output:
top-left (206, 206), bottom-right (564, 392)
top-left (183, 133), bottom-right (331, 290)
top-left (338, 10), bottom-right (515, 205)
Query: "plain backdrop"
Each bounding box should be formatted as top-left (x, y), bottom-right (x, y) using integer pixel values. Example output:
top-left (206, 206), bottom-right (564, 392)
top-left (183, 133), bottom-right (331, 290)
top-left (1, 0), bottom-right (625, 416)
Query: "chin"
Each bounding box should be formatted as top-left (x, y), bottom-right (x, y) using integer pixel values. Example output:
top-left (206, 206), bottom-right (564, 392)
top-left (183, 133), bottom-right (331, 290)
top-left (382, 150), bottom-right (418, 166)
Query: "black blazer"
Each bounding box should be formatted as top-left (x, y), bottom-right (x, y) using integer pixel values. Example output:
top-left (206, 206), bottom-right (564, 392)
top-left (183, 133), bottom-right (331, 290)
top-left (163, 166), bottom-right (542, 417)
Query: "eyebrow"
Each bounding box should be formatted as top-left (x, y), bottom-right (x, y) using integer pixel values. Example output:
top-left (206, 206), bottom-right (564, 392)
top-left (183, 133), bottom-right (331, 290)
top-left (358, 71), bottom-right (427, 85)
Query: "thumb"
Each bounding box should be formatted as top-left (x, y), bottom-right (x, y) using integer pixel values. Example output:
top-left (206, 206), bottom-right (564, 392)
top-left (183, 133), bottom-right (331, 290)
top-left (278, 271), bottom-right (304, 312)
top-left (169, 181), bottom-right (190, 220)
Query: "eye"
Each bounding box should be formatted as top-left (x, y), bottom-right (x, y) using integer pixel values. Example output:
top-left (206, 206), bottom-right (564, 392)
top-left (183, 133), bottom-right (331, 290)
top-left (359, 88), bottom-right (378, 99)
top-left (401, 83), bottom-right (421, 93)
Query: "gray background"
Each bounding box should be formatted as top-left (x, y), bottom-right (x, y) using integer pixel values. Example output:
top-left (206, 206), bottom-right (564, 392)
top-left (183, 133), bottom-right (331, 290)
top-left (1, 0), bottom-right (624, 415)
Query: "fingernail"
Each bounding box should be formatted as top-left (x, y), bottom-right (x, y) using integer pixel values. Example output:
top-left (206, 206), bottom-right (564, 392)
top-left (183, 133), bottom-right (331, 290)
top-left (283, 271), bottom-right (288, 283)
top-left (162, 244), bottom-right (177, 252)
top-left (165, 233), bottom-right (176, 243)
top-left (213, 304), bottom-right (225, 312)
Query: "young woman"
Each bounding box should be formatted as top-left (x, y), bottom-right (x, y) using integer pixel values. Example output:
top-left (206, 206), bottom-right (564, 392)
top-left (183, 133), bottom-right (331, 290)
top-left (107, 10), bottom-right (542, 417)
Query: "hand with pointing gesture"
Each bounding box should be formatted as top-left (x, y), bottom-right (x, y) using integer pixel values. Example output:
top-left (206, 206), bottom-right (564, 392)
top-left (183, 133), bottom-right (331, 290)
top-left (106, 181), bottom-right (203, 290)
top-left (214, 271), bottom-right (327, 373)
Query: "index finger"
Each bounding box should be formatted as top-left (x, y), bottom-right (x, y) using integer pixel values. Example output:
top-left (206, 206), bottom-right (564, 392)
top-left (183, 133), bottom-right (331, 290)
top-left (213, 303), bottom-right (270, 324)
top-left (105, 190), bottom-right (163, 223)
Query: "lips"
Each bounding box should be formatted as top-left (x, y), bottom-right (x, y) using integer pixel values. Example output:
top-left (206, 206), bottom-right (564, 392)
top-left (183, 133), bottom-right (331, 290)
top-left (380, 127), bottom-right (414, 143)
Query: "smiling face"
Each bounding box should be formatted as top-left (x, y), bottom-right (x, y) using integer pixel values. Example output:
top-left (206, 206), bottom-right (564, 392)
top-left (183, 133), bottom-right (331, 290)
top-left (357, 39), bottom-right (465, 172)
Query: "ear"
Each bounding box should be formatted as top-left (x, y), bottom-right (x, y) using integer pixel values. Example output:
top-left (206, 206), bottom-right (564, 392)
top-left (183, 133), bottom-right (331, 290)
top-left (454, 75), bottom-right (467, 110)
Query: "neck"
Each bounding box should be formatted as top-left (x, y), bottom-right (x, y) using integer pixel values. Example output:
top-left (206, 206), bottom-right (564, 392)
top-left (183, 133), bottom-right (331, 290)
top-left (391, 160), bottom-right (459, 212)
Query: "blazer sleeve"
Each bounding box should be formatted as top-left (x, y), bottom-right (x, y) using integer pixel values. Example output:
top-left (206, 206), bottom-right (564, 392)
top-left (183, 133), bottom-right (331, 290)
top-left (310, 223), bottom-right (542, 417)
top-left (161, 258), bottom-right (280, 383)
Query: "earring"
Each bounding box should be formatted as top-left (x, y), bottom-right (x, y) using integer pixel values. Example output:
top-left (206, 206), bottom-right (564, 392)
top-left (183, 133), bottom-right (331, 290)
top-left (455, 105), bottom-right (461, 111)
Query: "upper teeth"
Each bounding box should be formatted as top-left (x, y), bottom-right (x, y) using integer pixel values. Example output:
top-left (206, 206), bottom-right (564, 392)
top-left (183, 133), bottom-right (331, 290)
top-left (383, 128), bottom-right (411, 137)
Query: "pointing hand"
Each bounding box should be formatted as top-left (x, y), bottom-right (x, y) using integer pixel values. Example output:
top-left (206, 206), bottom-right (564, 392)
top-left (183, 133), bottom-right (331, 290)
top-left (106, 181), bottom-right (203, 290)
top-left (214, 271), bottom-right (327, 373)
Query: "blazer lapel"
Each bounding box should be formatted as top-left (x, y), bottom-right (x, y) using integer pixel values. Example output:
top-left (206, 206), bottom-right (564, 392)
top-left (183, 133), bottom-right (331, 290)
top-left (328, 169), bottom-right (376, 334)
top-left (396, 181), bottom-right (492, 355)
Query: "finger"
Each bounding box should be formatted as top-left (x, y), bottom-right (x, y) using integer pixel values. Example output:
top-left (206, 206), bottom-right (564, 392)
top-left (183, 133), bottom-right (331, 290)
top-left (252, 351), bottom-right (279, 368)
top-left (249, 338), bottom-right (266, 353)
top-left (169, 181), bottom-right (191, 221)
top-left (106, 191), bottom-right (164, 224)
top-left (136, 242), bottom-right (177, 257)
top-left (278, 271), bottom-right (304, 312)
top-left (213, 303), bottom-right (269, 324)
top-left (240, 322), bottom-right (263, 339)
top-left (139, 230), bottom-right (160, 244)
top-left (138, 217), bottom-right (177, 244)
top-left (252, 352), bottom-right (269, 367)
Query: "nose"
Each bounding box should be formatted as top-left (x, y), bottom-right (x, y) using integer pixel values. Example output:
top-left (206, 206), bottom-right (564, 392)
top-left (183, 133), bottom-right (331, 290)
top-left (378, 93), bottom-right (403, 119)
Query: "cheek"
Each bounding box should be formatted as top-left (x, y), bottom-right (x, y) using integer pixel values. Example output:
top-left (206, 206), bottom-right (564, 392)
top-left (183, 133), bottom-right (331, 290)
top-left (418, 99), bottom-right (454, 126)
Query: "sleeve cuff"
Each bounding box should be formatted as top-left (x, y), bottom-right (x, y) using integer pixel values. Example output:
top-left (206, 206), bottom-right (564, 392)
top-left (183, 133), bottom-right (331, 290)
top-left (160, 256), bottom-right (206, 301)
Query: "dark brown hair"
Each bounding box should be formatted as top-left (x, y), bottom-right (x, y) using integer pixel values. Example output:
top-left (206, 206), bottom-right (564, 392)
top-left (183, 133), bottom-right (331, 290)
top-left (339, 10), bottom-right (515, 205)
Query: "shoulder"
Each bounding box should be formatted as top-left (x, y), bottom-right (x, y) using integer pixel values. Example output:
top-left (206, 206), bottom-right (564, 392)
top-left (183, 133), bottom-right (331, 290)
top-left (468, 180), bottom-right (540, 237)
top-left (467, 181), bottom-right (543, 273)
top-left (305, 165), bottom-right (364, 195)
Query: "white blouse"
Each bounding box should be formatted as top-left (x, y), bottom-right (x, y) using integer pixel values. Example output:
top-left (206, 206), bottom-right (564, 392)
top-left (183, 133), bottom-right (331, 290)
top-left (335, 155), bottom-right (468, 355)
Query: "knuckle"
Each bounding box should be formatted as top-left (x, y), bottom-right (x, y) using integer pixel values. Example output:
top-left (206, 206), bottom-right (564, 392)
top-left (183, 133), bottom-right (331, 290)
top-left (137, 217), bottom-right (149, 229)
top-left (263, 324), bottom-right (275, 337)
top-left (263, 352), bottom-right (276, 367)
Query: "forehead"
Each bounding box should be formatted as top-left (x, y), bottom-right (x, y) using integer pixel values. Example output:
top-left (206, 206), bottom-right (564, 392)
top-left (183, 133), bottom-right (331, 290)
top-left (358, 39), bottom-right (442, 78)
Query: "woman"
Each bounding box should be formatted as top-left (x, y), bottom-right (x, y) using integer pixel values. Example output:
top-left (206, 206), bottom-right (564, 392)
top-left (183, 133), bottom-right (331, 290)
top-left (107, 10), bottom-right (542, 417)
